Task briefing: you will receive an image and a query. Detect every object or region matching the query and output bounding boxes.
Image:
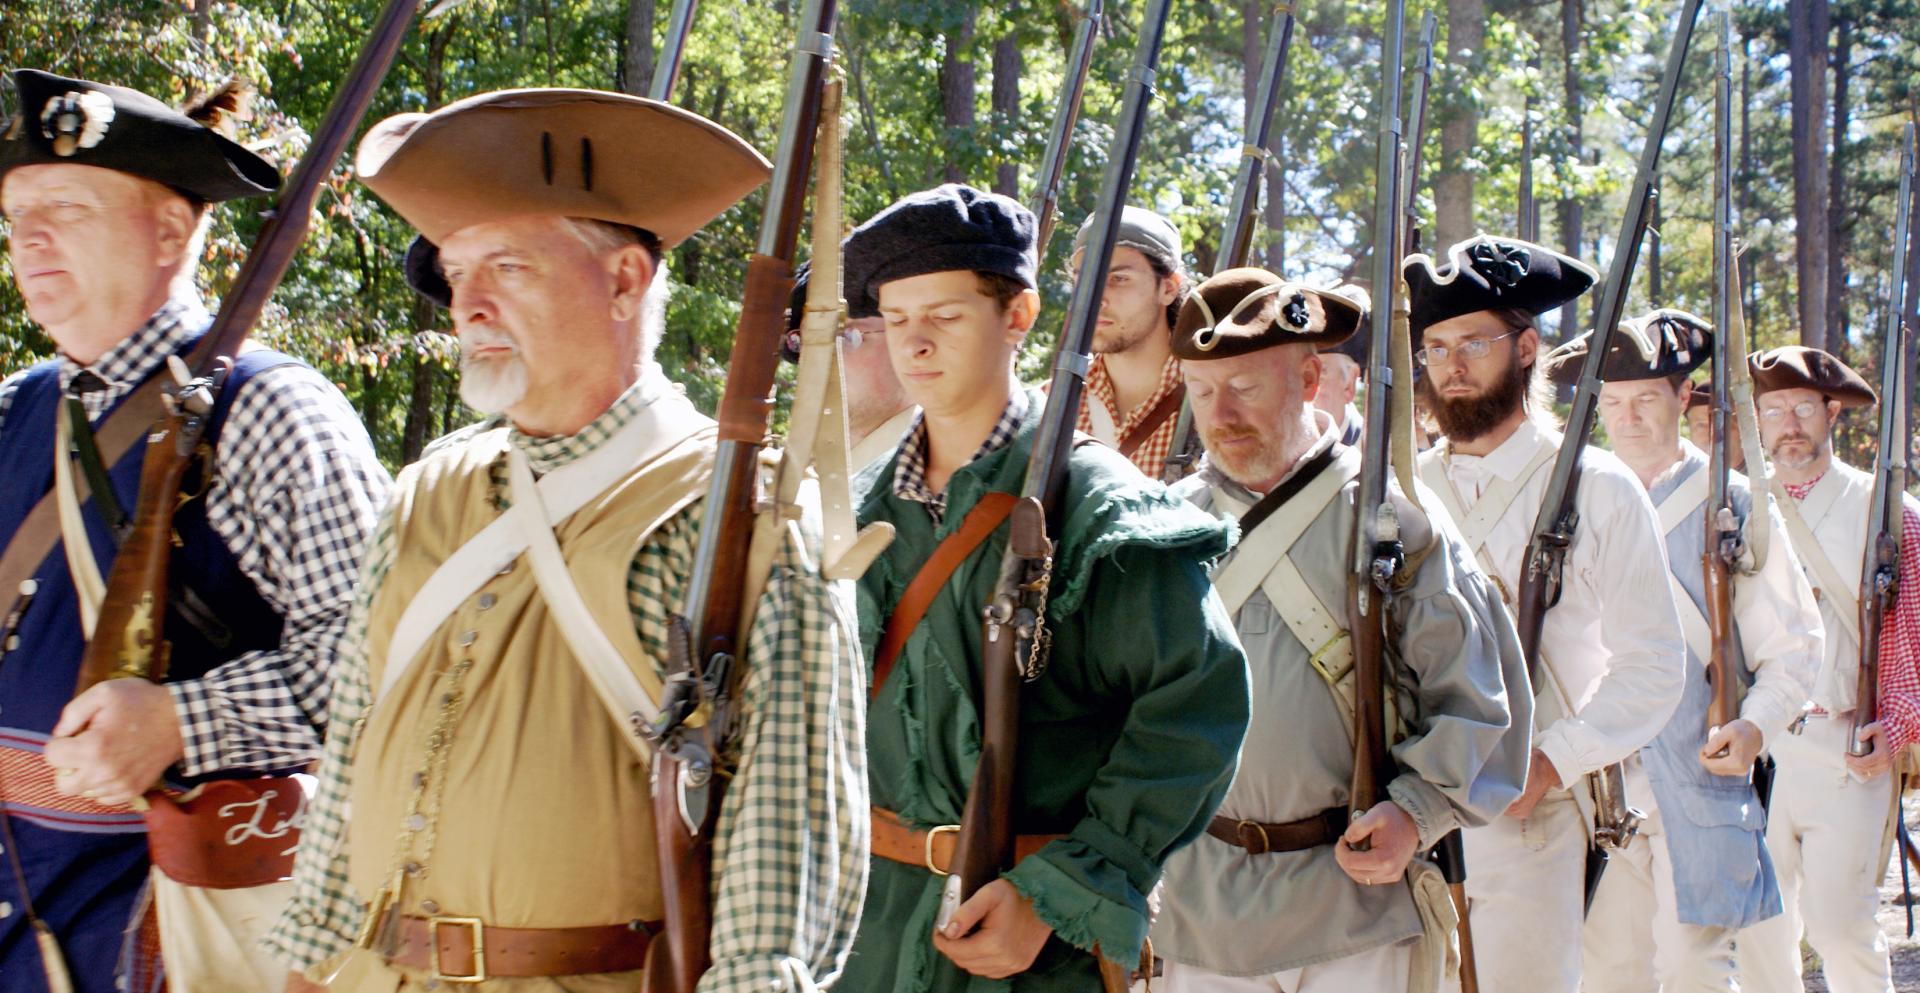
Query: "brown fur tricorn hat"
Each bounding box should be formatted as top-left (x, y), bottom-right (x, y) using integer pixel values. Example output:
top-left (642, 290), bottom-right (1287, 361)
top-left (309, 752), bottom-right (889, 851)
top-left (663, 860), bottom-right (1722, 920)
top-left (1172, 268), bottom-right (1365, 360)
top-left (356, 88), bottom-right (771, 305)
top-left (1747, 345), bottom-right (1877, 408)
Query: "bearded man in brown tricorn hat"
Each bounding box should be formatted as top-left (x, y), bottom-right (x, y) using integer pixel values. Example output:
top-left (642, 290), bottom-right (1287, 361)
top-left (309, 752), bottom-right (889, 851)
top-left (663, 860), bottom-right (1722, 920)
top-left (0, 69), bottom-right (389, 993)
top-left (265, 89), bottom-right (869, 993)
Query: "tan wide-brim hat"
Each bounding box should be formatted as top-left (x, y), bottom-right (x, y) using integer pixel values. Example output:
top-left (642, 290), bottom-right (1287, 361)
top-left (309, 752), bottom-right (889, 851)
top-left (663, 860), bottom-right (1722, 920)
top-left (356, 88), bottom-right (771, 297)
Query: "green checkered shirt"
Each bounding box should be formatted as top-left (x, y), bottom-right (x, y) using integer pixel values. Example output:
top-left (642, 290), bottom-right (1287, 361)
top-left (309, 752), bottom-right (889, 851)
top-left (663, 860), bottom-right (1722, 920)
top-left (264, 376), bottom-right (870, 991)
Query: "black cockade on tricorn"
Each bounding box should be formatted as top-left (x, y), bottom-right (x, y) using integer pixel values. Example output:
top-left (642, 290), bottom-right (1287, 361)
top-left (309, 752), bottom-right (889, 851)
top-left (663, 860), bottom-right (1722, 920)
top-left (1467, 241), bottom-right (1531, 291)
top-left (1281, 291), bottom-right (1311, 331)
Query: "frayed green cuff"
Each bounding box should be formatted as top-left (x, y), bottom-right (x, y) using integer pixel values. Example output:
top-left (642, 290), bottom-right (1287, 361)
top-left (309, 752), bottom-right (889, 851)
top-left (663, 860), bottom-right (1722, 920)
top-left (1003, 852), bottom-right (1147, 966)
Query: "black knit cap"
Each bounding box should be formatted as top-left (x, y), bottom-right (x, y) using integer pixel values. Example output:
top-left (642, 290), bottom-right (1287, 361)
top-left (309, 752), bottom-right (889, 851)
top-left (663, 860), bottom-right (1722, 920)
top-left (0, 69), bottom-right (280, 203)
top-left (842, 183), bottom-right (1036, 316)
top-left (1404, 234), bottom-right (1598, 343)
top-left (1542, 308), bottom-right (1711, 387)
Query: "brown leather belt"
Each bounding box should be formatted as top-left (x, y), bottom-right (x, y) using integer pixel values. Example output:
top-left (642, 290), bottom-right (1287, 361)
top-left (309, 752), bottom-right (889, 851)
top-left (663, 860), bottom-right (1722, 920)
top-left (385, 914), bottom-right (658, 982)
top-left (1206, 807), bottom-right (1347, 854)
top-left (871, 808), bottom-right (1063, 874)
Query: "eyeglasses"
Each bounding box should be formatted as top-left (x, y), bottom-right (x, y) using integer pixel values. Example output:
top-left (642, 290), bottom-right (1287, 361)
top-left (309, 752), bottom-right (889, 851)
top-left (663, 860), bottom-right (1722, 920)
top-left (1413, 330), bottom-right (1519, 367)
top-left (1758, 401), bottom-right (1825, 423)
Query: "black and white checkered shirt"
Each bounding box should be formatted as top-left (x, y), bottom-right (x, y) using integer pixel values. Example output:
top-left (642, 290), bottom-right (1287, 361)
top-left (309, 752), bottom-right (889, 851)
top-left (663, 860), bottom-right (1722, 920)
top-left (891, 386), bottom-right (1028, 524)
top-left (0, 294), bottom-right (390, 776)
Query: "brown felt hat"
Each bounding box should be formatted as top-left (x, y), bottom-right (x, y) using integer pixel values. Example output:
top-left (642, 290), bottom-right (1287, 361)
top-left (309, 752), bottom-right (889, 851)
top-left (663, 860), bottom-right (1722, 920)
top-left (1172, 268), bottom-right (1365, 360)
top-left (1747, 345), bottom-right (1877, 407)
top-left (356, 88), bottom-right (771, 303)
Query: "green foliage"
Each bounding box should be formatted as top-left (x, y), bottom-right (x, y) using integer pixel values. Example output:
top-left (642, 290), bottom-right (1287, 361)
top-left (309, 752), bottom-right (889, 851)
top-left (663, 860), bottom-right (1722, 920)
top-left (1, 0), bottom-right (1913, 472)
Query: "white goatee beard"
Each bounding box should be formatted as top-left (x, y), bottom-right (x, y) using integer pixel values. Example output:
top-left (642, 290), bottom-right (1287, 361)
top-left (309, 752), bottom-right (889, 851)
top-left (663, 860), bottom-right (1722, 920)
top-left (459, 353), bottom-right (529, 414)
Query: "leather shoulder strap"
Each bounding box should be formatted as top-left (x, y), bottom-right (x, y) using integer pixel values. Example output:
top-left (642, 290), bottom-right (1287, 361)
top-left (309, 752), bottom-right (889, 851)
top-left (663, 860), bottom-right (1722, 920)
top-left (1775, 487), bottom-right (1862, 643)
top-left (870, 492), bottom-right (1018, 701)
top-left (1118, 384), bottom-right (1186, 459)
top-left (0, 373), bottom-right (172, 622)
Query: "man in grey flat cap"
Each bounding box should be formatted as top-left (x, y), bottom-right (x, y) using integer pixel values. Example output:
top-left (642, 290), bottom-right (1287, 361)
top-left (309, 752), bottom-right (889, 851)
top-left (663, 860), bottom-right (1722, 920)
top-left (1066, 205), bottom-right (1191, 478)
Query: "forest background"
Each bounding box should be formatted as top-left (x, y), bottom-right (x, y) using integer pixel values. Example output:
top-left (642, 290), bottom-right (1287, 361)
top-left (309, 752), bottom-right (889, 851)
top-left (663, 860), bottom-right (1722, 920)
top-left (0, 0), bottom-right (1915, 472)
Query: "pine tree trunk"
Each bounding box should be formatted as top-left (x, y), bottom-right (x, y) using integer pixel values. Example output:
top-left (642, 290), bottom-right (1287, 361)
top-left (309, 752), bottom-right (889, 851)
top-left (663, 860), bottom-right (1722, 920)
top-left (991, 32), bottom-right (1021, 197)
top-left (940, 10), bottom-right (978, 185)
top-left (1789, 0), bottom-right (1832, 349)
top-left (1555, 0), bottom-right (1584, 340)
top-left (1825, 14), bottom-right (1852, 355)
top-left (1433, 0), bottom-right (1485, 251)
top-left (623, 0), bottom-right (656, 96)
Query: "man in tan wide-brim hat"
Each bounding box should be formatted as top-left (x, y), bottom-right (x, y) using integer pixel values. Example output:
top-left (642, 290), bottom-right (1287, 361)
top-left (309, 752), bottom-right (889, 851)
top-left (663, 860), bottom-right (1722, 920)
top-left (265, 88), bottom-right (871, 993)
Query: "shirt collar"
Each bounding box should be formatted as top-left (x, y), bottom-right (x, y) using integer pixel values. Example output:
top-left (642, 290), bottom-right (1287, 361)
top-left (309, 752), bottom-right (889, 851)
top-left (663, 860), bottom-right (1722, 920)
top-left (1444, 418), bottom-right (1556, 481)
top-left (1086, 352), bottom-right (1183, 424)
top-left (58, 294), bottom-right (210, 415)
top-left (492, 363), bottom-right (679, 476)
top-left (891, 385), bottom-right (1029, 521)
top-left (1648, 441), bottom-right (1706, 491)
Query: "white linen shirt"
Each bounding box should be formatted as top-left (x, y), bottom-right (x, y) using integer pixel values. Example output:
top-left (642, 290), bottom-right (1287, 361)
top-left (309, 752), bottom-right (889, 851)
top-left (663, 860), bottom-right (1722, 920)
top-left (1419, 419), bottom-right (1686, 785)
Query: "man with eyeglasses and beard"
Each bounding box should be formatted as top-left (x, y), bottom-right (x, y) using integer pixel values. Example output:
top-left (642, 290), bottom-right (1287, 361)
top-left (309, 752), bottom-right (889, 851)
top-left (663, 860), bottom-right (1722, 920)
top-left (1407, 235), bottom-right (1686, 993)
top-left (1735, 346), bottom-right (1920, 993)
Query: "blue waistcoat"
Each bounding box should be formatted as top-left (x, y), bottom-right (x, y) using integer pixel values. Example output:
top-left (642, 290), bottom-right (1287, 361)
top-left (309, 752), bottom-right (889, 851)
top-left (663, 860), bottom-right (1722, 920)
top-left (1642, 450), bottom-right (1781, 930)
top-left (0, 342), bottom-right (294, 993)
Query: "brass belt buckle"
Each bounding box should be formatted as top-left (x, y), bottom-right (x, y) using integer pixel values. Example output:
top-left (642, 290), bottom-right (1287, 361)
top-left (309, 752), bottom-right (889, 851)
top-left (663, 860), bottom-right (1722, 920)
top-left (429, 916), bottom-right (488, 983)
top-left (925, 824), bottom-right (960, 876)
top-left (1236, 819), bottom-right (1272, 854)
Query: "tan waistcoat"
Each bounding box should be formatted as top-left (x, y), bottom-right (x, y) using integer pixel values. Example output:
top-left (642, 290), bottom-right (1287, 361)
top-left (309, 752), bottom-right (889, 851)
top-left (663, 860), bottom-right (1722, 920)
top-left (347, 425), bottom-right (714, 930)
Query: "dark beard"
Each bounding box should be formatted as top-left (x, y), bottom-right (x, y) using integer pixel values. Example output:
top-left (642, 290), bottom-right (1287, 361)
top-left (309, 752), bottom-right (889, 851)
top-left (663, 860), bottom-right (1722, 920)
top-left (1420, 355), bottom-right (1529, 443)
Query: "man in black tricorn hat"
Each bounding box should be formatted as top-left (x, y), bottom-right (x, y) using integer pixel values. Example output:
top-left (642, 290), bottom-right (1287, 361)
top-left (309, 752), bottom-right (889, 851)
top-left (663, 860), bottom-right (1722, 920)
top-left (1149, 267), bottom-right (1529, 993)
top-left (0, 70), bottom-right (389, 992)
top-left (1543, 312), bottom-right (1820, 993)
top-left (1404, 235), bottom-right (1686, 993)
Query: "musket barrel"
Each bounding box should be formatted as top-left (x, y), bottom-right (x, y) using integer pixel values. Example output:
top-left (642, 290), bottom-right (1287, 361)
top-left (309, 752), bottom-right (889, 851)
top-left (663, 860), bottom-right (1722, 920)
top-left (1219, 2), bottom-right (1296, 270)
top-left (1030, 0), bottom-right (1103, 264)
top-left (1852, 123), bottom-right (1916, 756)
top-left (646, 0), bottom-right (700, 102)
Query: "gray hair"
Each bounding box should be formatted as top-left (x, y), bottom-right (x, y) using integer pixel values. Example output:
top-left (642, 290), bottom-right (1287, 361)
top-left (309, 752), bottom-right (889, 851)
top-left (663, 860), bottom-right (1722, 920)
top-left (559, 216), bottom-right (670, 362)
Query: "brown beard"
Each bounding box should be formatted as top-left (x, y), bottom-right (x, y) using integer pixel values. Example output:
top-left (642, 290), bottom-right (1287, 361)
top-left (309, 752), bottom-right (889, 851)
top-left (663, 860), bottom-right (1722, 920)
top-left (1420, 353), bottom-right (1530, 443)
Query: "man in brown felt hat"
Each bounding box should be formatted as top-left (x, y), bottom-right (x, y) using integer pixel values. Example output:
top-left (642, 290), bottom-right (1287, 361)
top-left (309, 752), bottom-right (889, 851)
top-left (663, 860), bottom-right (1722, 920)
top-left (0, 69), bottom-right (388, 993)
top-left (1149, 267), bottom-right (1530, 993)
top-left (265, 88), bottom-right (869, 993)
top-left (1736, 345), bottom-right (1920, 993)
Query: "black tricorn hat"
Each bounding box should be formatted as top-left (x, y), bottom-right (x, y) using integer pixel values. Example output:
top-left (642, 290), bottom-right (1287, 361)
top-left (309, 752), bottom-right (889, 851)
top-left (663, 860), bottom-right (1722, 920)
top-left (1316, 284), bottom-right (1374, 365)
top-left (1404, 234), bottom-right (1598, 343)
top-left (1748, 345), bottom-right (1877, 408)
top-left (1172, 268), bottom-right (1365, 360)
top-left (0, 69), bottom-right (280, 203)
top-left (1542, 308), bottom-right (1711, 387)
